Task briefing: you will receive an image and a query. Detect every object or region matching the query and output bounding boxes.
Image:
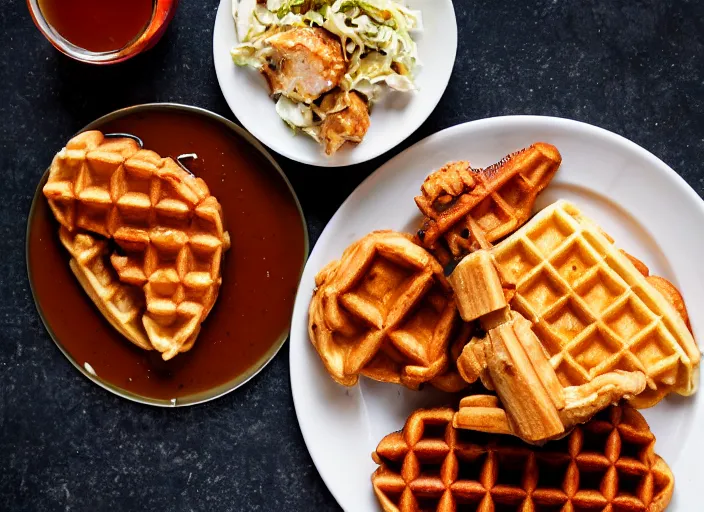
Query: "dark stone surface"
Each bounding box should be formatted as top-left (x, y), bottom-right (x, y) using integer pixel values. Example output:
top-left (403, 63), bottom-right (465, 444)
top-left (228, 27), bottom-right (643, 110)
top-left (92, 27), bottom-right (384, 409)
top-left (1, 0), bottom-right (702, 510)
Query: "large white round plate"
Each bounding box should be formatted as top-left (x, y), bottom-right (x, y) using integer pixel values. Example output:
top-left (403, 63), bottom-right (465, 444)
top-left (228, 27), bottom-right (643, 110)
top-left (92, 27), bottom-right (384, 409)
top-left (290, 116), bottom-right (704, 511)
top-left (213, 0), bottom-right (457, 167)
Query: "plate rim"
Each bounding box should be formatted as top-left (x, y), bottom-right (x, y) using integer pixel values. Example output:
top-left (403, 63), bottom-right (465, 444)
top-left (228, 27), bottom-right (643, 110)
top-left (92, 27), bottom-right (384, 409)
top-left (25, 102), bottom-right (310, 408)
top-left (289, 114), bottom-right (704, 509)
top-left (212, 0), bottom-right (459, 168)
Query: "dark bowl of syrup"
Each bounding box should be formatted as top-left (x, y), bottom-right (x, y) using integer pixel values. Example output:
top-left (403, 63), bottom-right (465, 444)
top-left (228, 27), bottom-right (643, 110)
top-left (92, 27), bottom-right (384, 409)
top-left (26, 104), bottom-right (309, 406)
top-left (27, 0), bottom-right (177, 64)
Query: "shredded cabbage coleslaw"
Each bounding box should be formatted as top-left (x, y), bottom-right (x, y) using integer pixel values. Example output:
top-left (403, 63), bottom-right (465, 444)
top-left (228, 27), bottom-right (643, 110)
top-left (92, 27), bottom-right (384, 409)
top-left (231, 0), bottom-right (422, 134)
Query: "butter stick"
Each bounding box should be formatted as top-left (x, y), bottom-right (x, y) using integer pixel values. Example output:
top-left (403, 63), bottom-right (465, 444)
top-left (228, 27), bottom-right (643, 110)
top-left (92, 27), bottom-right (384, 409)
top-left (448, 250), bottom-right (507, 322)
top-left (486, 319), bottom-right (564, 443)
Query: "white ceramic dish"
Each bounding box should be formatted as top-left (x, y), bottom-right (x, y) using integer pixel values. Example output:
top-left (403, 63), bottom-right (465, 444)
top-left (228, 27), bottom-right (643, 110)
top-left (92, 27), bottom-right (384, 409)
top-left (289, 116), bottom-right (704, 511)
top-left (213, 0), bottom-right (457, 167)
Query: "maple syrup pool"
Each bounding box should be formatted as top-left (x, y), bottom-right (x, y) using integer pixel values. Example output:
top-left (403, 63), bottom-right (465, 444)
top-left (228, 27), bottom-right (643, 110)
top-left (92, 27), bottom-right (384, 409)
top-left (27, 105), bottom-right (308, 405)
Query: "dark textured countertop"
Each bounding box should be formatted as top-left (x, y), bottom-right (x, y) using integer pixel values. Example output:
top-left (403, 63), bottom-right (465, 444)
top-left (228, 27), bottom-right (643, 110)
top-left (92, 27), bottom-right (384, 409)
top-left (1, 1), bottom-right (703, 510)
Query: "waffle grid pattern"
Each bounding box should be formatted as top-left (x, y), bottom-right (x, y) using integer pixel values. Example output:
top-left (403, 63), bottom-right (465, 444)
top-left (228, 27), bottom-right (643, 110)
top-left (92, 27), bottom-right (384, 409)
top-left (43, 131), bottom-right (229, 359)
top-left (372, 406), bottom-right (673, 512)
top-left (492, 201), bottom-right (697, 406)
top-left (309, 231), bottom-right (458, 389)
top-left (58, 228), bottom-right (151, 350)
top-left (415, 144), bottom-right (561, 265)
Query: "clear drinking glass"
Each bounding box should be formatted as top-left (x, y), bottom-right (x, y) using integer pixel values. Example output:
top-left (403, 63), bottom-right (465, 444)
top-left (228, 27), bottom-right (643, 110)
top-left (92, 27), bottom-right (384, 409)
top-left (27, 0), bottom-right (178, 64)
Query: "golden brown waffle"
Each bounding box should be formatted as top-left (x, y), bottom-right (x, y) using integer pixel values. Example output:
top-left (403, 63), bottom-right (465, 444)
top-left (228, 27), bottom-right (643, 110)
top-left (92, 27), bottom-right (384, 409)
top-left (447, 251), bottom-right (648, 443)
top-left (308, 231), bottom-right (460, 389)
top-left (43, 131), bottom-right (230, 360)
top-left (490, 200), bottom-right (700, 407)
top-left (451, 307), bottom-right (647, 443)
top-left (429, 321), bottom-right (475, 393)
top-left (415, 143), bottom-right (561, 265)
top-left (371, 404), bottom-right (674, 512)
top-left (58, 227), bottom-right (152, 351)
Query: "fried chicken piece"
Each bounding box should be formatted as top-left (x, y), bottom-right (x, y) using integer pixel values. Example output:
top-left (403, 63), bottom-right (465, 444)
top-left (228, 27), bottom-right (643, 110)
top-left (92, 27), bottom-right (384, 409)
top-left (263, 27), bottom-right (346, 104)
top-left (319, 91), bottom-right (371, 155)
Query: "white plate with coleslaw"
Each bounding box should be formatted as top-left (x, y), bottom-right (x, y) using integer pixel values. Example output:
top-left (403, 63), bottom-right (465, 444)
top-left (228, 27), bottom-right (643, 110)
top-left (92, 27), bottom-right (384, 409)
top-left (213, 0), bottom-right (457, 167)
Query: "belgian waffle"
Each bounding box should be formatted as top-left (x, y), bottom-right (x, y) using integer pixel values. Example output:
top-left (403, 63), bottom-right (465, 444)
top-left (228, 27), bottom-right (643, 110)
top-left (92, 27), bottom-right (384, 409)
top-left (43, 131), bottom-right (230, 360)
top-left (415, 143), bottom-right (561, 265)
top-left (429, 321), bottom-right (475, 393)
top-left (308, 231), bottom-right (459, 389)
top-left (491, 200), bottom-right (699, 407)
top-left (59, 227), bottom-right (152, 351)
top-left (372, 404), bottom-right (674, 512)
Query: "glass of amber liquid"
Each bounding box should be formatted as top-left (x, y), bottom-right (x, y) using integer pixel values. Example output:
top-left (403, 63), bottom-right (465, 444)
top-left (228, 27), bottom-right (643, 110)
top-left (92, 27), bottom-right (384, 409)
top-left (27, 0), bottom-right (178, 64)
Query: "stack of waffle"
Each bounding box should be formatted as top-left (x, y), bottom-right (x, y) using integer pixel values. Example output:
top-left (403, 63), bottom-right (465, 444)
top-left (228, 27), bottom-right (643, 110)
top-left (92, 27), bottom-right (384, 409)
top-left (487, 200), bottom-right (699, 407)
top-left (306, 142), bottom-right (699, 510)
top-left (446, 201), bottom-right (698, 444)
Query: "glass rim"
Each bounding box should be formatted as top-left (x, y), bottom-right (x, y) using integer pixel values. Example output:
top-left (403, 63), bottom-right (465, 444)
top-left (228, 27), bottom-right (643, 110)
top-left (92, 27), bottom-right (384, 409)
top-left (25, 103), bottom-right (310, 407)
top-left (26, 0), bottom-right (159, 64)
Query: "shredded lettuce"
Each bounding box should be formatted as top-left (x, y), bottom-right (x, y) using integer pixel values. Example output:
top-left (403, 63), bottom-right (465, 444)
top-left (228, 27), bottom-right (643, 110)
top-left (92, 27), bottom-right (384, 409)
top-left (276, 96), bottom-right (324, 141)
top-left (304, 10), bottom-right (325, 26)
top-left (275, 96), bottom-right (316, 128)
top-left (231, 45), bottom-right (261, 68)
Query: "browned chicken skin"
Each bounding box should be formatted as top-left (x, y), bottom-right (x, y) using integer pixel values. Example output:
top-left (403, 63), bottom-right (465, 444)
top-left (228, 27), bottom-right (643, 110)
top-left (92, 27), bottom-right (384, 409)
top-left (262, 27), bottom-right (346, 104)
top-left (319, 90), bottom-right (371, 155)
